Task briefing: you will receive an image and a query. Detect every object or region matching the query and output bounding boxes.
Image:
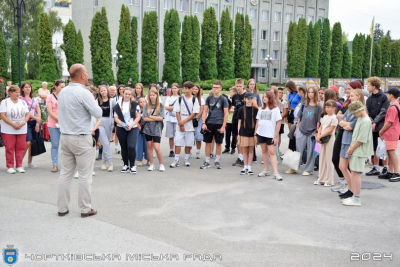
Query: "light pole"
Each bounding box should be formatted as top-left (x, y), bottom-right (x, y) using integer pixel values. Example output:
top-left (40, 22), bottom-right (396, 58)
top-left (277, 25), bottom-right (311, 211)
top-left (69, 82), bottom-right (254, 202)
top-left (265, 55), bottom-right (273, 85)
top-left (384, 62), bottom-right (392, 77)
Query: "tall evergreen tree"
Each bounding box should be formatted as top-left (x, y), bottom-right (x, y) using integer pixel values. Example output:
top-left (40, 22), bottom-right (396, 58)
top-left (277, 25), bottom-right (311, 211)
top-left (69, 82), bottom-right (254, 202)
top-left (305, 22), bottom-right (313, 77)
top-left (162, 9), bottom-right (181, 85)
top-left (330, 22), bottom-right (343, 78)
top-left (319, 18), bottom-right (331, 86)
top-left (76, 30), bottom-right (84, 64)
top-left (200, 7), bottom-right (218, 80)
top-left (130, 17), bottom-right (139, 84)
top-left (218, 8), bottom-right (234, 80)
top-left (60, 20), bottom-right (77, 70)
top-left (380, 36), bottom-right (391, 75)
top-left (351, 34), bottom-right (365, 78)
top-left (373, 42), bottom-right (382, 77)
top-left (243, 15), bottom-right (252, 79)
top-left (286, 21), bottom-right (297, 78)
top-left (310, 20), bottom-right (321, 77)
top-left (141, 11), bottom-right (159, 85)
top-left (234, 13), bottom-right (245, 78)
top-left (341, 42), bottom-right (351, 78)
top-left (390, 41), bottom-right (400, 77)
top-left (294, 18), bottom-right (307, 77)
top-left (116, 5), bottom-right (135, 85)
top-left (38, 13), bottom-right (59, 82)
top-left (192, 16), bottom-right (201, 81)
top-left (0, 30), bottom-right (7, 78)
top-left (181, 16), bottom-right (193, 82)
top-left (362, 35), bottom-right (372, 78)
top-left (89, 7), bottom-right (114, 85)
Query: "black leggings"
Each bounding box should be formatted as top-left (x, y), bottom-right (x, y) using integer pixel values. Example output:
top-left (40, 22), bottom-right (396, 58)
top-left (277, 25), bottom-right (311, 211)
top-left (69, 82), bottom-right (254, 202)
top-left (116, 127), bottom-right (138, 168)
top-left (225, 123), bottom-right (237, 150)
top-left (332, 129), bottom-right (344, 178)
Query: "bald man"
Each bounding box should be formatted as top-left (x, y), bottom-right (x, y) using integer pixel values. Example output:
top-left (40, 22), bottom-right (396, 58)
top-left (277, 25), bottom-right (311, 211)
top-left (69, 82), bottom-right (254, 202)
top-left (57, 64), bottom-right (102, 218)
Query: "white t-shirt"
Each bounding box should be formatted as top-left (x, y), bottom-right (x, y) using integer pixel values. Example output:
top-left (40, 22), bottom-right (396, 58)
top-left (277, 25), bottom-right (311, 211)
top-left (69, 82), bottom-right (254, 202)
top-left (0, 98), bottom-right (29, 134)
top-left (115, 101), bottom-right (140, 128)
top-left (173, 96), bottom-right (200, 132)
top-left (165, 95), bottom-right (179, 123)
top-left (256, 106), bottom-right (282, 138)
top-left (200, 98), bottom-right (205, 106)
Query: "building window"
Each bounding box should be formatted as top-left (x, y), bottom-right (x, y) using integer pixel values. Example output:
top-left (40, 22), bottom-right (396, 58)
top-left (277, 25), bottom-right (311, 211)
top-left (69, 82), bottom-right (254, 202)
top-left (260, 68), bottom-right (266, 78)
top-left (210, 3), bottom-right (218, 13)
top-left (261, 49), bottom-right (267, 59)
top-left (237, 7), bottom-right (244, 14)
top-left (297, 14), bottom-right (303, 21)
top-left (307, 15), bottom-right (314, 24)
top-left (273, 50), bottom-right (279, 60)
top-left (318, 16), bottom-right (325, 22)
top-left (180, 21), bottom-right (183, 33)
top-left (284, 69), bottom-right (288, 78)
top-left (273, 69), bottom-right (278, 78)
top-left (94, 0), bottom-right (98, 7)
top-left (164, 0), bottom-right (173, 10)
top-left (180, 0), bottom-right (189, 12)
top-left (195, 1), bottom-right (204, 13)
top-left (262, 10), bottom-right (269, 21)
top-left (284, 50), bottom-right (287, 61)
top-left (252, 29), bottom-right (256, 39)
top-left (249, 9), bottom-right (256, 20)
top-left (129, 0), bottom-right (139, 5)
top-left (147, 0), bottom-right (156, 8)
top-left (251, 49), bottom-right (255, 59)
top-left (224, 5), bottom-right (231, 15)
top-left (286, 13), bottom-right (292, 23)
top-left (274, 12), bottom-right (281, 22)
top-left (261, 30), bottom-right (267, 40)
top-left (273, 31), bottom-right (280, 41)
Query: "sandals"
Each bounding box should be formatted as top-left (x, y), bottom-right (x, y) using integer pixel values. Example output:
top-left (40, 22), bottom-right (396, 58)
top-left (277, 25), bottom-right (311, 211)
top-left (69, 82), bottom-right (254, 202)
top-left (51, 166), bottom-right (58, 173)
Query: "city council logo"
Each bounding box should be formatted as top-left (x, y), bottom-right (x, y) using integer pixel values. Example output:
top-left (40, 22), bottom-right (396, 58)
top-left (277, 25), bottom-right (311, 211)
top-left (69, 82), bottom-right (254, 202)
top-left (2, 245), bottom-right (19, 266)
top-left (250, 0), bottom-right (259, 5)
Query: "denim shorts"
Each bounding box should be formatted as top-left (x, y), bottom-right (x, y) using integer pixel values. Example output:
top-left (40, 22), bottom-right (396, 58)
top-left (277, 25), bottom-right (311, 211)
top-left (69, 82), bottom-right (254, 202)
top-left (194, 117), bottom-right (203, 142)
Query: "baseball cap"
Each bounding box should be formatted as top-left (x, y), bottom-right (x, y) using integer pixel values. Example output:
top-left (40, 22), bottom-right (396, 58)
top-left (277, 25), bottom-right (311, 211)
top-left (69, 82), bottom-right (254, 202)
top-left (348, 101), bottom-right (366, 114)
top-left (244, 92), bottom-right (254, 98)
top-left (386, 87), bottom-right (400, 98)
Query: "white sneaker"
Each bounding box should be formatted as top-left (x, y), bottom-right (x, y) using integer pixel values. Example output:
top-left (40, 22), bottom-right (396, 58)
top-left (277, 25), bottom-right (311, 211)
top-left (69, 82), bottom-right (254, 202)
top-left (27, 163), bottom-right (38, 169)
top-left (184, 159), bottom-right (190, 167)
top-left (136, 161), bottom-right (143, 167)
top-left (258, 170), bottom-right (271, 177)
top-left (130, 166), bottom-right (137, 174)
top-left (159, 164), bottom-right (165, 172)
top-left (148, 164), bottom-right (155, 171)
top-left (16, 167), bottom-right (25, 173)
top-left (101, 162), bottom-right (107, 171)
top-left (7, 168), bottom-right (16, 174)
top-left (274, 172), bottom-right (283, 181)
top-left (74, 171), bottom-right (79, 179)
top-left (170, 160), bottom-right (179, 168)
top-left (121, 165), bottom-right (129, 173)
top-left (107, 164), bottom-right (114, 172)
top-left (92, 171), bottom-right (96, 176)
top-left (196, 151), bottom-right (201, 159)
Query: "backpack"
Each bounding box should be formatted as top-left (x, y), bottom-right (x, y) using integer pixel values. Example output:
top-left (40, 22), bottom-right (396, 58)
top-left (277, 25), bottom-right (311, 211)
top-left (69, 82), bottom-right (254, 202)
top-left (391, 104), bottom-right (400, 140)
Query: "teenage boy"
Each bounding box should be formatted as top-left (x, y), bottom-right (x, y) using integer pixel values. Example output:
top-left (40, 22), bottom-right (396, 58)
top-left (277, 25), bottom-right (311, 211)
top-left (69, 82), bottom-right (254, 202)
top-left (277, 87), bottom-right (288, 154)
top-left (200, 81), bottom-right (229, 169)
top-left (222, 87), bottom-right (237, 154)
top-left (379, 88), bottom-right (400, 182)
top-left (342, 101), bottom-right (373, 206)
top-left (231, 79), bottom-right (246, 166)
top-left (365, 77), bottom-right (389, 176)
top-left (171, 81), bottom-right (200, 168)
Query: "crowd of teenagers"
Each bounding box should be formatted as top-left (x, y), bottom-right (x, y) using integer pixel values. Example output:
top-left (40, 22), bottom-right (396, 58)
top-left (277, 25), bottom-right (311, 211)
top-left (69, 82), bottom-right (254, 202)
top-left (1, 76), bottom-right (400, 207)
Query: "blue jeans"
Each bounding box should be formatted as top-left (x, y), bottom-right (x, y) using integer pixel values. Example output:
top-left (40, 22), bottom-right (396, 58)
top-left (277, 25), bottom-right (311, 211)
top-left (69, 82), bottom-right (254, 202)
top-left (48, 127), bottom-right (61, 166)
top-left (136, 133), bottom-right (149, 161)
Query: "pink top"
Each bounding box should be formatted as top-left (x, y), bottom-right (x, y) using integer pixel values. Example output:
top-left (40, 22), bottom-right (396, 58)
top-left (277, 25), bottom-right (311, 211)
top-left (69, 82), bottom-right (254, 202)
top-left (19, 96), bottom-right (39, 121)
top-left (38, 88), bottom-right (50, 98)
top-left (46, 93), bottom-right (59, 128)
top-left (383, 103), bottom-right (400, 141)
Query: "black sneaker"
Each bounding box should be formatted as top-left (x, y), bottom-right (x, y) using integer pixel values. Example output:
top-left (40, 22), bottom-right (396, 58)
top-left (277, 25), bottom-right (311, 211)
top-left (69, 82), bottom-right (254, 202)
top-left (239, 160), bottom-right (244, 167)
top-left (200, 162), bottom-right (211, 169)
top-left (253, 157), bottom-right (257, 162)
top-left (222, 148), bottom-right (230, 154)
top-left (381, 167), bottom-right (388, 175)
top-left (210, 153), bottom-right (215, 158)
top-left (230, 149), bottom-right (236, 154)
top-left (389, 173), bottom-right (400, 182)
top-left (168, 151), bottom-right (175, 157)
top-left (366, 167), bottom-right (380, 176)
top-left (378, 172), bottom-right (392, 179)
top-left (232, 158), bottom-right (242, 166)
top-left (214, 162), bottom-right (222, 169)
top-left (121, 165), bottom-right (129, 173)
top-left (339, 190), bottom-right (353, 199)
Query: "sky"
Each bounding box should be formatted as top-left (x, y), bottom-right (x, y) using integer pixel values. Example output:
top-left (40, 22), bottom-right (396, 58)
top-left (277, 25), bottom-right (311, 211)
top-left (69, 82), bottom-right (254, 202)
top-left (329, 0), bottom-right (400, 40)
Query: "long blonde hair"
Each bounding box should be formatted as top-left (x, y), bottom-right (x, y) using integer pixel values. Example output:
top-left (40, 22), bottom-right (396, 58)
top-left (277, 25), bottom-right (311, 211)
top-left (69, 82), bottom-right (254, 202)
top-left (246, 78), bottom-right (259, 93)
top-left (98, 85), bottom-right (111, 105)
top-left (134, 83), bottom-right (144, 98)
top-left (146, 88), bottom-right (161, 115)
top-left (351, 89), bottom-right (366, 107)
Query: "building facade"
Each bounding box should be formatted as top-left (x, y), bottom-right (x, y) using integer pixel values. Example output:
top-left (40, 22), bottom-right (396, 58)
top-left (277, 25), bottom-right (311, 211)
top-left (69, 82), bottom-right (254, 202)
top-left (72, 0), bottom-right (329, 84)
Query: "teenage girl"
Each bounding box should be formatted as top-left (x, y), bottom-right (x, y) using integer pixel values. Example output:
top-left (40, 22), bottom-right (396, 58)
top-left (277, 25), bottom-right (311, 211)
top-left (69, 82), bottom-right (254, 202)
top-left (246, 79), bottom-right (262, 107)
top-left (286, 81), bottom-right (301, 132)
top-left (164, 83), bottom-right (181, 157)
top-left (136, 98), bottom-right (149, 166)
top-left (255, 91), bottom-right (283, 180)
top-left (315, 100), bottom-right (338, 186)
top-left (192, 84), bottom-right (204, 159)
top-left (113, 84), bottom-right (125, 153)
top-left (142, 89), bottom-right (165, 172)
top-left (134, 83), bottom-right (145, 102)
top-left (237, 92), bottom-right (258, 175)
top-left (286, 87), bottom-right (322, 175)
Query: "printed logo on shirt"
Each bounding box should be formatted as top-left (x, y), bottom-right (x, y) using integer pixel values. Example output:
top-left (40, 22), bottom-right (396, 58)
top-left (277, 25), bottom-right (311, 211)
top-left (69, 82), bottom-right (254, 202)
top-left (260, 110), bottom-right (272, 120)
top-left (306, 111), bottom-right (313, 118)
top-left (10, 106), bottom-right (26, 120)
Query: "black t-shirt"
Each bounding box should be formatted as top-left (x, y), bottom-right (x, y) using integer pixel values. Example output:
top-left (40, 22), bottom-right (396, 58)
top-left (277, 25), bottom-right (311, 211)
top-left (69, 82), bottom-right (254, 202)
top-left (232, 92), bottom-right (245, 123)
top-left (100, 99), bottom-right (110, 117)
top-left (237, 106), bottom-right (258, 137)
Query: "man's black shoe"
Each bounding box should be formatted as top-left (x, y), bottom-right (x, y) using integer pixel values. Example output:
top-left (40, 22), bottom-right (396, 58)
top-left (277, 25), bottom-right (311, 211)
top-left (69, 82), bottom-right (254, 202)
top-left (253, 157), bottom-right (257, 162)
top-left (168, 151), bottom-right (175, 157)
top-left (232, 158), bottom-right (241, 166)
top-left (222, 148), bottom-right (230, 154)
top-left (381, 167), bottom-right (388, 175)
top-left (230, 149), bottom-right (236, 154)
top-left (365, 168), bottom-right (380, 176)
top-left (339, 190), bottom-right (353, 199)
top-left (378, 172), bottom-right (392, 179)
top-left (389, 173), bottom-right (400, 182)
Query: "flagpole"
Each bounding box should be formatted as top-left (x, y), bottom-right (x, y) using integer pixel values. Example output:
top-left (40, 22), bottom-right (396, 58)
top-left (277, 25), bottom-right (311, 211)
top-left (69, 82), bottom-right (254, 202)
top-left (369, 17), bottom-right (375, 77)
